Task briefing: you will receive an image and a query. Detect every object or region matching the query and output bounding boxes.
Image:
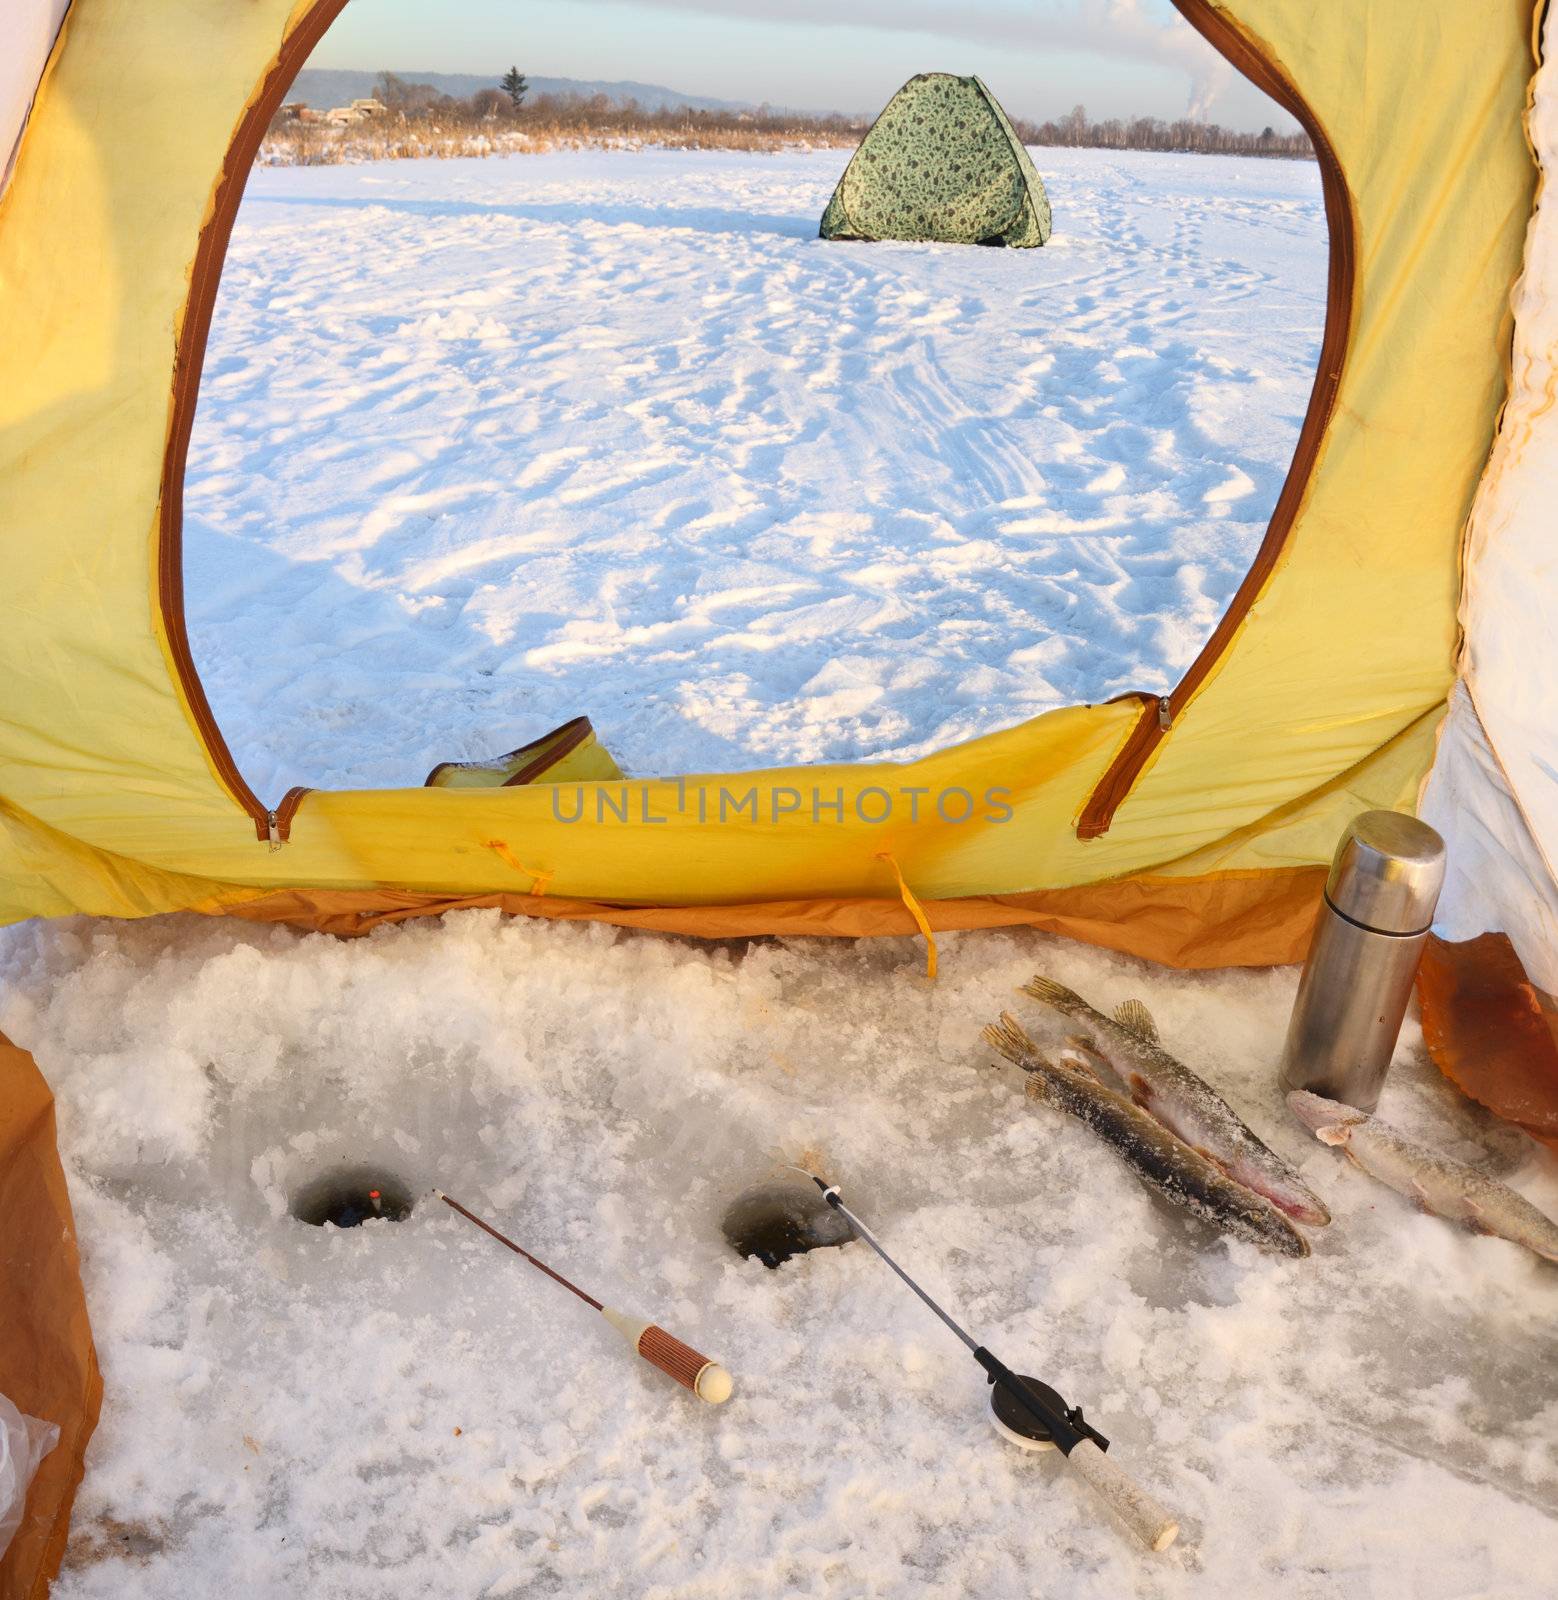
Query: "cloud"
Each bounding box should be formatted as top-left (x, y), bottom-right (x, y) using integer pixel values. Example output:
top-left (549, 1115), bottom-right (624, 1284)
top-left (575, 0), bottom-right (1232, 119)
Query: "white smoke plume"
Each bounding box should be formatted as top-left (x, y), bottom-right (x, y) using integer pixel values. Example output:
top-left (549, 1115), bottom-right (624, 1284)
top-left (1099, 0), bottom-right (1233, 121)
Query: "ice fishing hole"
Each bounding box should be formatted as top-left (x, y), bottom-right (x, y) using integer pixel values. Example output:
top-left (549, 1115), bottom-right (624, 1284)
top-left (722, 1179), bottom-right (854, 1268)
top-left (290, 1167), bottom-right (414, 1229)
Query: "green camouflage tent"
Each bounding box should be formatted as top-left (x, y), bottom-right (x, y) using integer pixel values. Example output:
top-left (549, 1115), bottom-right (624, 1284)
top-left (821, 74), bottom-right (1052, 248)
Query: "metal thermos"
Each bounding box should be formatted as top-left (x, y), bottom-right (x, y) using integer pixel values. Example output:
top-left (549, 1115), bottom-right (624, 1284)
top-left (1280, 810), bottom-right (1446, 1111)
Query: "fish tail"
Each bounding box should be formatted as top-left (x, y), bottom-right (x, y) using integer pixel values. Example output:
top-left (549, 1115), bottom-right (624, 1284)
top-left (1021, 975), bottom-right (1087, 1016)
top-left (983, 1011), bottom-right (1046, 1069)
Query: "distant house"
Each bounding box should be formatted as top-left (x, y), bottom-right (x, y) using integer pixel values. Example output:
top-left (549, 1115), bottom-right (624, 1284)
top-left (325, 106), bottom-right (363, 125)
top-left (276, 101), bottom-right (307, 122)
top-left (351, 98), bottom-right (385, 117)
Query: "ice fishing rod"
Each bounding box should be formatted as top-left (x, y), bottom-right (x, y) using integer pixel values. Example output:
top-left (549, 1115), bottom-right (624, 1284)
top-left (796, 1172), bottom-right (1180, 1552)
top-left (434, 1191), bottom-right (733, 1405)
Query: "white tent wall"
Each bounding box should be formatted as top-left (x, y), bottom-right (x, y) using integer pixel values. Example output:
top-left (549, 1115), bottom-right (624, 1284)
top-left (1422, 685), bottom-right (1558, 988)
top-left (1421, 1), bottom-right (1558, 992)
top-left (0, 0), bottom-right (71, 197)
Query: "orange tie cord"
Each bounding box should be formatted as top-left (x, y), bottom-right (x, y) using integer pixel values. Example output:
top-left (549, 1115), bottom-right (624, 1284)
top-left (484, 840), bottom-right (553, 897)
top-left (877, 852), bottom-right (938, 980)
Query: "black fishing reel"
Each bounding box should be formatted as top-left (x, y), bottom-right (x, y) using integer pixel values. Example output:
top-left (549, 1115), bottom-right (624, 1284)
top-left (988, 1374), bottom-right (1106, 1453)
top-left (975, 1348), bottom-right (1110, 1456)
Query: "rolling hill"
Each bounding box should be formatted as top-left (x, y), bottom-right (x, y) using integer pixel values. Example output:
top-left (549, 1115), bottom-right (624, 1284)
top-left (290, 68), bottom-right (760, 115)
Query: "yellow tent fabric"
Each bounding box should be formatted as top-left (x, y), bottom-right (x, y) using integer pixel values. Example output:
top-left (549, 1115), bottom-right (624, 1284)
top-left (423, 717), bottom-right (624, 791)
top-left (0, 1), bottom-right (1541, 965)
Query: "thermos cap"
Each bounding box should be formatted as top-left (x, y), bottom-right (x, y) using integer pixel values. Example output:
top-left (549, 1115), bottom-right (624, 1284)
top-left (1324, 810), bottom-right (1445, 935)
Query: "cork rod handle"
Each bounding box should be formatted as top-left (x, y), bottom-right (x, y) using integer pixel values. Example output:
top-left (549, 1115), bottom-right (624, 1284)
top-left (601, 1307), bottom-right (734, 1405)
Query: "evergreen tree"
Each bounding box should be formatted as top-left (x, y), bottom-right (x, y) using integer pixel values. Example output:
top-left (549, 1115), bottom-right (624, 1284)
top-left (501, 67), bottom-right (529, 110)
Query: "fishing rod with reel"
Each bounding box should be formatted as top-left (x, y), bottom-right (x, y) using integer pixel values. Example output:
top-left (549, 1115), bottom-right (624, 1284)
top-left (795, 1170), bottom-right (1180, 1552)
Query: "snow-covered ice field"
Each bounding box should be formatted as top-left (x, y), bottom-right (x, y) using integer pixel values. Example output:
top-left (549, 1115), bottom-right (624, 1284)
top-left (4, 147), bottom-right (1556, 1596)
top-left (4, 915), bottom-right (1556, 1598)
top-left (184, 147), bottom-right (1324, 793)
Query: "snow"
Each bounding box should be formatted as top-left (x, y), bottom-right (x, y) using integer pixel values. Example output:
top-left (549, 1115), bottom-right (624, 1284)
top-left (183, 147), bottom-right (1324, 794)
top-left (4, 146), bottom-right (1555, 1595)
top-left (1, 913), bottom-right (1554, 1596)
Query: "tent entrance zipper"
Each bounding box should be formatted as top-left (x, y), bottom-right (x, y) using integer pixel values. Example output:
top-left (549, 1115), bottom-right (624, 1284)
top-left (264, 787), bottom-right (313, 847)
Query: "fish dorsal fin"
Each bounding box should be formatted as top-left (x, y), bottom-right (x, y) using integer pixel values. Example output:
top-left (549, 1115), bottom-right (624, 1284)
top-left (1114, 998), bottom-right (1159, 1042)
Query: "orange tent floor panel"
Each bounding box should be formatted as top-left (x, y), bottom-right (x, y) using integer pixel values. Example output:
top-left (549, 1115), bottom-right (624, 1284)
top-left (0, 1033), bottom-right (101, 1600)
top-left (1419, 933), bottom-right (1558, 1153)
top-left (221, 863), bottom-right (1328, 971)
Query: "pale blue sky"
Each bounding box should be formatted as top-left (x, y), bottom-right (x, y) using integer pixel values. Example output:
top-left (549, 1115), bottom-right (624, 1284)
top-left (308, 0), bottom-right (1299, 131)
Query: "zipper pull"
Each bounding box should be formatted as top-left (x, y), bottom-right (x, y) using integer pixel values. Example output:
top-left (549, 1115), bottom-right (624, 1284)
top-left (1156, 697), bottom-right (1173, 732)
top-left (266, 811), bottom-right (282, 851)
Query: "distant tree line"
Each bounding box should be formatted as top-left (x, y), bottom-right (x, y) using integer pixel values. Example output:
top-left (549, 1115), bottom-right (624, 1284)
top-left (267, 75), bottom-right (1314, 162)
top-left (366, 71), bottom-right (866, 143)
top-left (1011, 102), bottom-right (1313, 159)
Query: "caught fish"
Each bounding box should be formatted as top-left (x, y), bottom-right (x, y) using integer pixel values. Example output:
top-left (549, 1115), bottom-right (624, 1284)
top-left (984, 1013), bottom-right (1310, 1258)
top-left (1023, 976), bottom-right (1330, 1228)
top-left (1287, 1091), bottom-right (1558, 1262)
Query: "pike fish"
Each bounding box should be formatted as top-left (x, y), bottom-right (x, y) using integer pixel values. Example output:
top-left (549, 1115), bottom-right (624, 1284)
top-left (1288, 1091), bottom-right (1558, 1263)
top-left (1023, 976), bottom-right (1330, 1228)
top-left (984, 1013), bottom-right (1310, 1258)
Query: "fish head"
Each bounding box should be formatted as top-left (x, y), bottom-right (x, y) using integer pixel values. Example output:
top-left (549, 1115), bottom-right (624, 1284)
top-left (1287, 1090), bottom-right (1367, 1146)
